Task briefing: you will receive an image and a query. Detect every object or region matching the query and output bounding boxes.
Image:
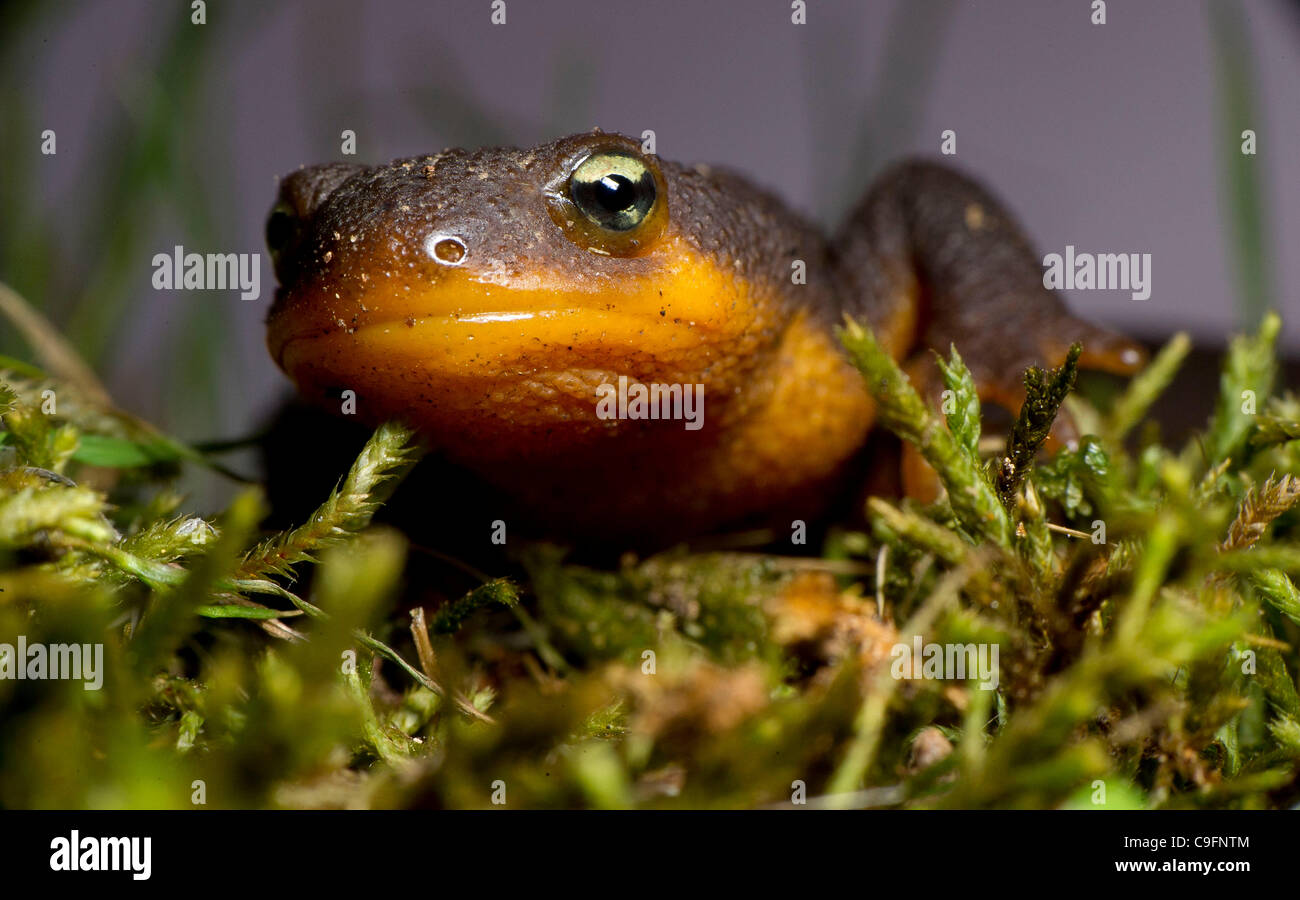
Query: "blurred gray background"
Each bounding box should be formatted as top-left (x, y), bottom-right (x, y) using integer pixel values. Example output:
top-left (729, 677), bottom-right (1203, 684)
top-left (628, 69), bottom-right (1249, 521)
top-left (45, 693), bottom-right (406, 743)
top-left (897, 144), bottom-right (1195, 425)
top-left (1, 0), bottom-right (1297, 505)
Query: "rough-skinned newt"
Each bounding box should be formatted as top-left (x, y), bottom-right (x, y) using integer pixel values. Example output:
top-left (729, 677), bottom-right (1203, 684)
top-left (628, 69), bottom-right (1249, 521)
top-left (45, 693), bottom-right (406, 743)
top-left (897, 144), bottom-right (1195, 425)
top-left (265, 131), bottom-right (1144, 541)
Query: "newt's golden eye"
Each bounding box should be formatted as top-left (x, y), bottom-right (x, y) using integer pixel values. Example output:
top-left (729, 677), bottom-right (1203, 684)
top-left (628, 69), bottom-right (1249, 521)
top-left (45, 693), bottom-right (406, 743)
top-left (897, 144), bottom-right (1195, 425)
top-left (546, 149), bottom-right (668, 256)
top-left (570, 153), bottom-right (656, 230)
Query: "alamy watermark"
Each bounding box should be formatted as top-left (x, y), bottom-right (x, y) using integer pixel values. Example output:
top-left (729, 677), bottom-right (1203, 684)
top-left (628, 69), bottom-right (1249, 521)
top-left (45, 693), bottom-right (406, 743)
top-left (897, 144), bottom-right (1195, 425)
top-left (595, 376), bottom-right (704, 431)
top-left (152, 244), bottom-right (261, 301)
top-left (50, 830), bottom-right (150, 880)
top-left (0, 636), bottom-right (104, 690)
top-left (1042, 245), bottom-right (1151, 301)
top-left (890, 636), bottom-right (1000, 691)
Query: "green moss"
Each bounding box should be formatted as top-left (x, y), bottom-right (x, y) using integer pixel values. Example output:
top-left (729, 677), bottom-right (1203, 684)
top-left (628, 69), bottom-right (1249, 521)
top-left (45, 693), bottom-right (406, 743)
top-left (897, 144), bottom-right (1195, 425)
top-left (1, 304), bottom-right (1299, 809)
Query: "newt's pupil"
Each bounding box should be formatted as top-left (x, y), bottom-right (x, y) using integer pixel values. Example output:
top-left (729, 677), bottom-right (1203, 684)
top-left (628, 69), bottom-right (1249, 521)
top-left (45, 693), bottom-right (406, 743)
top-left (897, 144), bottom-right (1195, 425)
top-left (596, 174), bottom-right (636, 212)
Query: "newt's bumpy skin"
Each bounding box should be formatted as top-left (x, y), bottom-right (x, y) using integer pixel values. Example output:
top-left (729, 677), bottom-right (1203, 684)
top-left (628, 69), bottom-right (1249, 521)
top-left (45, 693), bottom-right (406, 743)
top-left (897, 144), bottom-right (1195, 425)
top-left (265, 131), bottom-right (1144, 539)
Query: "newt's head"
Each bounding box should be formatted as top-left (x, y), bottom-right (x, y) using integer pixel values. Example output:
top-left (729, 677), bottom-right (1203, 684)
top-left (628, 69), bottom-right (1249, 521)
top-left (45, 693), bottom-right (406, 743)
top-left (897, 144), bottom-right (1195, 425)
top-left (265, 131), bottom-right (827, 462)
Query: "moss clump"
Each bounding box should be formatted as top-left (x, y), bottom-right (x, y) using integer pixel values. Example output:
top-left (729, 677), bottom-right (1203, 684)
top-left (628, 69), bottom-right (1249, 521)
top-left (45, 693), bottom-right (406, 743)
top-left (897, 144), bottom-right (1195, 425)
top-left (1, 291), bottom-right (1299, 808)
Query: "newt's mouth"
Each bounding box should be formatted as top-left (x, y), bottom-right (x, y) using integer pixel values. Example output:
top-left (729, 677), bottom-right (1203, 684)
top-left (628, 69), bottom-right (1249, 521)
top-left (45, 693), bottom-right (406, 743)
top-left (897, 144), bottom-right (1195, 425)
top-left (271, 303), bottom-right (724, 383)
top-left (266, 242), bottom-right (774, 386)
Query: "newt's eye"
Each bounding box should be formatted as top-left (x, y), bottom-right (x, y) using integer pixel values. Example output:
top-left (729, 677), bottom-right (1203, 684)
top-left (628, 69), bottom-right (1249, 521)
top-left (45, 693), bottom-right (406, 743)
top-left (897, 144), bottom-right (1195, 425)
top-left (547, 148), bottom-right (668, 256)
top-left (569, 153), bottom-right (656, 231)
top-left (266, 202), bottom-right (298, 262)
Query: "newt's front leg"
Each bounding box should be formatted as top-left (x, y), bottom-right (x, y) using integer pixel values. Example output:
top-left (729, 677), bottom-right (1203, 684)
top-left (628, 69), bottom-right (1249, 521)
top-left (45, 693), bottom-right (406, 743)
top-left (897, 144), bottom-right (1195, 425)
top-left (835, 160), bottom-right (1146, 497)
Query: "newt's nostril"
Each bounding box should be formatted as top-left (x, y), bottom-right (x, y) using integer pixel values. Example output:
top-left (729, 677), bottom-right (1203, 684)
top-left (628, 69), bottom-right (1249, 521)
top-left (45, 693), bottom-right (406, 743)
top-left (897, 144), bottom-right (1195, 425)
top-left (427, 235), bottom-right (467, 265)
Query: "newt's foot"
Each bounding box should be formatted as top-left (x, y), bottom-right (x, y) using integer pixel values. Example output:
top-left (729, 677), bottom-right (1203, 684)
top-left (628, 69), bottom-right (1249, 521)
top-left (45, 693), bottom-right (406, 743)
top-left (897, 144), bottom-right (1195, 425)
top-left (900, 315), bottom-right (1146, 502)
